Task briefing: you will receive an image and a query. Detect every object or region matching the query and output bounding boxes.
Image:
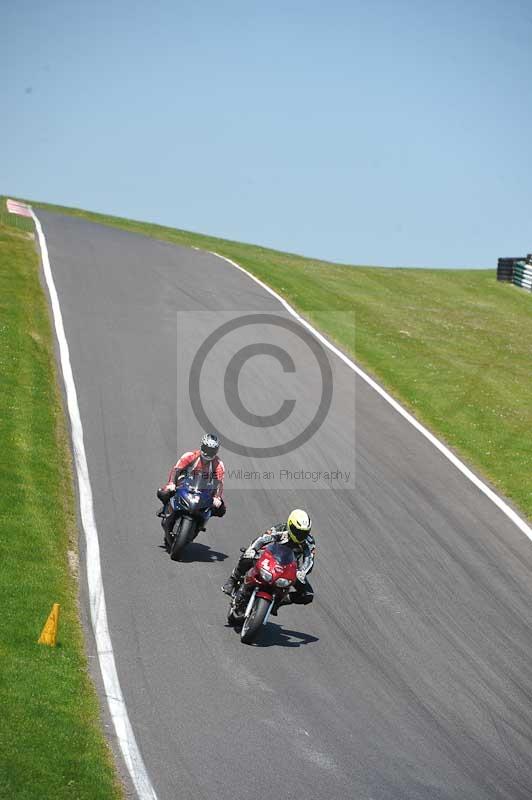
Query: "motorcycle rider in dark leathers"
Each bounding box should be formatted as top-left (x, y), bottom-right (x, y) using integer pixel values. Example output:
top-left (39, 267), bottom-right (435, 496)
top-left (222, 509), bottom-right (315, 614)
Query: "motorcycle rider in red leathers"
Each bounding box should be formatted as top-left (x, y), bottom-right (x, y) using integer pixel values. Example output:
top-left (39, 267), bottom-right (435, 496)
top-left (222, 509), bottom-right (315, 614)
top-left (157, 433), bottom-right (226, 536)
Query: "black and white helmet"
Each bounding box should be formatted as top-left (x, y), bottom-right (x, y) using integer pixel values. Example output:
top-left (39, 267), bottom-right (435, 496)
top-left (200, 433), bottom-right (219, 461)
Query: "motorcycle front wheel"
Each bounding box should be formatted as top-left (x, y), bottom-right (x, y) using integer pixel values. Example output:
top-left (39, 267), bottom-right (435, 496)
top-left (240, 596), bottom-right (271, 644)
top-left (170, 517), bottom-right (195, 561)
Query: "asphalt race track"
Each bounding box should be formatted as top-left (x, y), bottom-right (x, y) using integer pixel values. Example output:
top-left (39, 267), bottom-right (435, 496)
top-left (39, 210), bottom-right (532, 800)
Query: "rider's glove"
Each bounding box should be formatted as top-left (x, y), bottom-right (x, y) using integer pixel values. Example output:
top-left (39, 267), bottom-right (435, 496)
top-left (296, 570), bottom-right (306, 583)
top-left (244, 547), bottom-right (257, 559)
top-left (213, 497), bottom-right (222, 509)
top-left (157, 483), bottom-right (176, 503)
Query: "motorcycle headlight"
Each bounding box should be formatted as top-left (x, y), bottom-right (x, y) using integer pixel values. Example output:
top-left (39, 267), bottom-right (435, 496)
top-left (259, 568), bottom-right (273, 583)
top-left (275, 577), bottom-right (290, 588)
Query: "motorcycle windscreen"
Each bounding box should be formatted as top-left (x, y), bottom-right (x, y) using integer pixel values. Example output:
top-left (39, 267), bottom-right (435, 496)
top-left (263, 542), bottom-right (296, 566)
top-left (183, 471), bottom-right (214, 492)
top-left (180, 472), bottom-right (216, 509)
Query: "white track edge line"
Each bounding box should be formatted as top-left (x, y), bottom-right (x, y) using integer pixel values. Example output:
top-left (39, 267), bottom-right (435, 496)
top-left (210, 250), bottom-right (532, 543)
top-left (32, 211), bottom-right (158, 800)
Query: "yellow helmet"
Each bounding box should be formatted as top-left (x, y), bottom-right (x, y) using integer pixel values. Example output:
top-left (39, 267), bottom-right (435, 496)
top-left (287, 509), bottom-right (312, 544)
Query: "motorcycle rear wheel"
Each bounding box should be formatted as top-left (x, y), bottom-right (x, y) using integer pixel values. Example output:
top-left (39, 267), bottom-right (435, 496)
top-left (170, 517), bottom-right (195, 561)
top-left (240, 596), bottom-right (271, 644)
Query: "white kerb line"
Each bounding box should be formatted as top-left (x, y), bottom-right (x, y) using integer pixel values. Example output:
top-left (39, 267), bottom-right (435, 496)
top-left (209, 250), bottom-right (532, 544)
top-left (32, 211), bottom-right (158, 800)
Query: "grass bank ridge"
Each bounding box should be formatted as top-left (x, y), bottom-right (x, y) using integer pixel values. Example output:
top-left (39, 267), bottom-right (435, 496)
top-left (24, 196), bottom-right (532, 521)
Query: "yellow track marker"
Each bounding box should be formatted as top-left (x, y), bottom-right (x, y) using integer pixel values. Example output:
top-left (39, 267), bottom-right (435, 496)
top-left (38, 603), bottom-right (60, 646)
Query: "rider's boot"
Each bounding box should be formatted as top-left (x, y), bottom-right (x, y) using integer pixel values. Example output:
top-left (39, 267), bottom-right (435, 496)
top-left (234, 582), bottom-right (251, 611)
top-left (222, 567), bottom-right (241, 595)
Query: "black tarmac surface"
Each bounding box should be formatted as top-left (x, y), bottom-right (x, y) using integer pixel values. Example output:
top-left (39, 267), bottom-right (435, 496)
top-left (39, 210), bottom-right (532, 800)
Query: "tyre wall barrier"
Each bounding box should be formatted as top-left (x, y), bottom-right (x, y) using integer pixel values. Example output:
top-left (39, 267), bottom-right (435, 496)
top-left (513, 260), bottom-right (532, 291)
top-left (497, 254), bottom-right (532, 291)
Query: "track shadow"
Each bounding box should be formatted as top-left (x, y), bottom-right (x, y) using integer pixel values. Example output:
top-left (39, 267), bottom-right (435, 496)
top-left (157, 542), bottom-right (229, 564)
top-left (177, 542), bottom-right (229, 563)
top-left (227, 620), bottom-right (319, 648)
top-left (254, 623), bottom-right (319, 648)
top-left (156, 541), bottom-right (228, 562)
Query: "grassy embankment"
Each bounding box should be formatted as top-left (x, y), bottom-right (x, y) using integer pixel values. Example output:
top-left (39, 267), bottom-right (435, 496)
top-left (0, 200), bottom-right (122, 799)
top-left (21, 198), bottom-right (532, 520)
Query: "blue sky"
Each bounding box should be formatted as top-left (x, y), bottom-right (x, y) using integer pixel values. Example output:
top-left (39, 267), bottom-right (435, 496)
top-left (2, 0), bottom-right (531, 267)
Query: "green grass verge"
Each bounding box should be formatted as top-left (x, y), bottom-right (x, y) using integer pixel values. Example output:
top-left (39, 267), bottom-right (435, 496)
top-left (15, 196), bottom-right (532, 520)
top-left (0, 203), bottom-right (122, 799)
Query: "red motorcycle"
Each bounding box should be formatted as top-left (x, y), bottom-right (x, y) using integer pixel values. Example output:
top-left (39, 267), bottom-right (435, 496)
top-left (227, 542), bottom-right (298, 644)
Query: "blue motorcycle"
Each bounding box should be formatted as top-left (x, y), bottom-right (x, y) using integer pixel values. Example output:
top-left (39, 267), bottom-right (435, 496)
top-left (163, 473), bottom-right (216, 560)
